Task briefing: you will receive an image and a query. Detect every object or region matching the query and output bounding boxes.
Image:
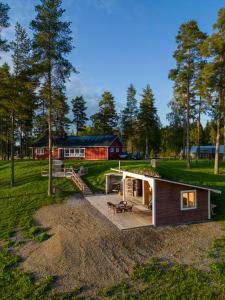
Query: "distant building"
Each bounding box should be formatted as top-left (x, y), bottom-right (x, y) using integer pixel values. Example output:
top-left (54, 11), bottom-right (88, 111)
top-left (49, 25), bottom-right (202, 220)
top-left (190, 145), bottom-right (224, 160)
top-left (31, 135), bottom-right (123, 160)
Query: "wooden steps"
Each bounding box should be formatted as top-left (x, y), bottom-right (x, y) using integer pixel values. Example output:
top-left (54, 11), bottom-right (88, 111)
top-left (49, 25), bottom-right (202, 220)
top-left (65, 167), bottom-right (92, 195)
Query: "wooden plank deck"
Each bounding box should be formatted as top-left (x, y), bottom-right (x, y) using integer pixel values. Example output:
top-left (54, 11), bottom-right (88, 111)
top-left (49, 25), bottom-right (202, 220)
top-left (86, 194), bottom-right (152, 230)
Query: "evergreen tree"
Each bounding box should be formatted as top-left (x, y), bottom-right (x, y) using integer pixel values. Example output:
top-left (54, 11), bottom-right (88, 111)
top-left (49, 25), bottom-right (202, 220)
top-left (0, 3), bottom-right (9, 160)
top-left (0, 2), bottom-right (9, 54)
top-left (137, 85), bottom-right (161, 158)
top-left (31, 0), bottom-right (74, 195)
top-left (121, 84), bottom-right (138, 152)
top-left (11, 23), bottom-right (35, 161)
top-left (52, 86), bottom-right (70, 136)
top-left (0, 64), bottom-right (12, 161)
top-left (169, 20), bottom-right (206, 168)
top-left (201, 8), bottom-right (225, 174)
top-left (162, 110), bottom-right (184, 157)
top-left (91, 91), bottom-right (118, 134)
top-left (72, 96), bottom-right (88, 135)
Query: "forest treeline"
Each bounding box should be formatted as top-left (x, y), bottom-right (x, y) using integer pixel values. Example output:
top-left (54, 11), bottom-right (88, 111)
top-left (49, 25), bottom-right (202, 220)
top-left (0, 1), bottom-right (224, 193)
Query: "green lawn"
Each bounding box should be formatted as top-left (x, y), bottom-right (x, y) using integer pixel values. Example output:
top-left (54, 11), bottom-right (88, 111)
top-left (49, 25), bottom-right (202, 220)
top-left (1, 159), bottom-right (225, 299)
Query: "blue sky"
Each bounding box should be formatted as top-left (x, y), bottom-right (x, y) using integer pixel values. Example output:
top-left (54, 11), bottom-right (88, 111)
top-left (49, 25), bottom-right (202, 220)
top-left (2, 0), bottom-right (225, 125)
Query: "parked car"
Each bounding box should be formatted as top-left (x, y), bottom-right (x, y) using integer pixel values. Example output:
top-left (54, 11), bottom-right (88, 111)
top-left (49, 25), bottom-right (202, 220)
top-left (119, 152), bottom-right (130, 159)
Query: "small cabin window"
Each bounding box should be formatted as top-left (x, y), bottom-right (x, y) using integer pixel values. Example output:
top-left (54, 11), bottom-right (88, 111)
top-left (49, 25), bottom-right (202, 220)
top-left (36, 148), bottom-right (45, 155)
top-left (110, 148), bottom-right (114, 153)
top-left (116, 148), bottom-right (119, 153)
top-left (181, 190), bottom-right (197, 210)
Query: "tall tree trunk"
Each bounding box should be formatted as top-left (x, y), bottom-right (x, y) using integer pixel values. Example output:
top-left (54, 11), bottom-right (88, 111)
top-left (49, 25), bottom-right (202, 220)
top-left (186, 48), bottom-right (191, 168)
top-left (214, 94), bottom-right (222, 175)
top-left (145, 136), bottom-right (149, 159)
top-left (48, 61), bottom-right (53, 196)
top-left (11, 112), bottom-right (15, 187)
top-left (197, 96), bottom-right (201, 161)
top-left (223, 119), bottom-right (225, 162)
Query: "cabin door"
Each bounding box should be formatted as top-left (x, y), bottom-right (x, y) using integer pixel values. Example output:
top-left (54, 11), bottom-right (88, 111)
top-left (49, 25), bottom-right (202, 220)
top-left (58, 148), bottom-right (64, 160)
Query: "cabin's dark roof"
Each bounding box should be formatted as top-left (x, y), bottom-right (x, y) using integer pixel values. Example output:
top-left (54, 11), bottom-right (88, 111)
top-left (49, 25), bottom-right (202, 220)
top-left (190, 145), bottom-right (224, 154)
top-left (32, 135), bottom-right (120, 148)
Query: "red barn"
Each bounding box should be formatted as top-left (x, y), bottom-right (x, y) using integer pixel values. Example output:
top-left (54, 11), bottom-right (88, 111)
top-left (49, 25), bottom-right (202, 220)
top-left (31, 135), bottom-right (123, 160)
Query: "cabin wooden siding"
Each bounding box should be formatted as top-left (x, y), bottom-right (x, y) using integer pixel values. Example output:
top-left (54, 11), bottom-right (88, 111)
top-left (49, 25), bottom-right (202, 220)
top-left (108, 138), bottom-right (123, 159)
top-left (155, 180), bottom-right (208, 226)
top-left (33, 147), bottom-right (58, 160)
top-left (85, 147), bottom-right (108, 160)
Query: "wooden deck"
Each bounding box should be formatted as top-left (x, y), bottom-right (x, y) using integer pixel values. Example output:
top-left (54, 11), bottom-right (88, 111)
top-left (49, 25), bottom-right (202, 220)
top-left (86, 194), bottom-right (152, 230)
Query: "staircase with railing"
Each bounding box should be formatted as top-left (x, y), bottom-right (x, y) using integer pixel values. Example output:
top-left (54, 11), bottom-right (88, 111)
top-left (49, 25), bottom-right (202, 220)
top-left (64, 167), bottom-right (92, 195)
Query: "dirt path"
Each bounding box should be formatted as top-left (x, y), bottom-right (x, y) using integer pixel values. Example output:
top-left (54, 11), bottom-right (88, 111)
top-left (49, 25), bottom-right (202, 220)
top-left (17, 194), bottom-right (223, 294)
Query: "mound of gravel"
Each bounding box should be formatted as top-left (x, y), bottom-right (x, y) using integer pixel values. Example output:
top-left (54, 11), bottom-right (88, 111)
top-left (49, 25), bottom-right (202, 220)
top-left (17, 194), bottom-right (223, 294)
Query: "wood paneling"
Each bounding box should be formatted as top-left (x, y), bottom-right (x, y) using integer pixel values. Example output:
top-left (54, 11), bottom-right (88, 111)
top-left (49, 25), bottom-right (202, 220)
top-left (155, 180), bottom-right (208, 226)
top-left (85, 147), bottom-right (107, 160)
top-left (108, 137), bottom-right (123, 159)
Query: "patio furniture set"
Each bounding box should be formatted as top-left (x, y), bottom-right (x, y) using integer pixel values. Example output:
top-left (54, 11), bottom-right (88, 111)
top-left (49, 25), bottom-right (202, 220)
top-left (107, 200), bottom-right (133, 214)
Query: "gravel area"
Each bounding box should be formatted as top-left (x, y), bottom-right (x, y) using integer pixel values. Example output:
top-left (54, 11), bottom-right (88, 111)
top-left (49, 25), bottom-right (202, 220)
top-left (16, 194), bottom-right (223, 294)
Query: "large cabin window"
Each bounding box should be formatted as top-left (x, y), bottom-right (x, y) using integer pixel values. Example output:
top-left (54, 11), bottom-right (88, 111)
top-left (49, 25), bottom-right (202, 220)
top-left (64, 148), bottom-right (85, 158)
top-left (181, 190), bottom-right (197, 210)
top-left (36, 148), bottom-right (45, 155)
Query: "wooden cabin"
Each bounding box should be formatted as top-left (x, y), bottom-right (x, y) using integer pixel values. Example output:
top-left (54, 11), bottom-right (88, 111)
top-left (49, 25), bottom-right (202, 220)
top-left (106, 170), bottom-right (221, 226)
top-left (31, 135), bottom-right (123, 160)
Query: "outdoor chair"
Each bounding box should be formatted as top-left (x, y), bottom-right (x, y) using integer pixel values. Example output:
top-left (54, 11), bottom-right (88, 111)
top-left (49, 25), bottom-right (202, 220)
top-left (107, 202), bottom-right (116, 212)
top-left (124, 205), bottom-right (133, 213)
top-left (114, 206), bottom-right (123, 213)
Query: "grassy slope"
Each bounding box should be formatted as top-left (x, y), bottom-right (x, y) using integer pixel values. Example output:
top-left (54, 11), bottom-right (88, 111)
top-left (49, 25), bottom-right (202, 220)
top-left (1, 159), bottom-right (225, 299)
top-left (0, 160), bottom-right (81, 300)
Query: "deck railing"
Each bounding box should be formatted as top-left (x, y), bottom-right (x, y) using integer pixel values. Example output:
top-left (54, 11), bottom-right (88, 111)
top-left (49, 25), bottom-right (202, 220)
top-left (64, 167), bottom-right (91, 193)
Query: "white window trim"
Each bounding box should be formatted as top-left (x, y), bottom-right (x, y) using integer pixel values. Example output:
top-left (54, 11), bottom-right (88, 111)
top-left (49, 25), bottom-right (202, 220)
top-left (110, 147), bottom-right (114, 153)
top-left (116, 147), bottom-right (119, 153)
top-left (64, 148), bottom-right (85, 158)
top-left (36, 148), bottom-right (45, 155)
top-left (180, 190), bottom-right (197, 210)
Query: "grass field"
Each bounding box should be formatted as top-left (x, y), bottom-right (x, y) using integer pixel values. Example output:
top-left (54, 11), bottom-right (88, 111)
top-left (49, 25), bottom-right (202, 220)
top-left (1, 159), bottom-right (225, 299)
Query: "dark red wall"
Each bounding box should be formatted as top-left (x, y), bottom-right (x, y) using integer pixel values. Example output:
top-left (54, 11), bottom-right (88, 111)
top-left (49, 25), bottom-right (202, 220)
top-left (108, 138), bottom-right (123, 159)
top-left (155, 180), bottom-right (208, 226)
top-left (33, 148), bottom-right (58, 160)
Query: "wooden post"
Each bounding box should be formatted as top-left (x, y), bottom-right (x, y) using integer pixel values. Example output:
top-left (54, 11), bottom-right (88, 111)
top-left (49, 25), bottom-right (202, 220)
top-left (123, 178), bottom-right (126, 202)
top-left (208, 190), bottom-right (211, 220)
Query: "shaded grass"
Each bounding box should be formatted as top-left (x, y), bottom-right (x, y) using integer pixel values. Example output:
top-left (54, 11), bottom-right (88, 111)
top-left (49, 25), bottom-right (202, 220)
top-left (98, 257), bottom-right (221, 299)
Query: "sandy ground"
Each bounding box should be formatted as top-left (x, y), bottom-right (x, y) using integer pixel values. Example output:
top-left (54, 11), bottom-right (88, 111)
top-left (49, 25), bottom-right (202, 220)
top-left (16, 194), bottom-right (223, 294)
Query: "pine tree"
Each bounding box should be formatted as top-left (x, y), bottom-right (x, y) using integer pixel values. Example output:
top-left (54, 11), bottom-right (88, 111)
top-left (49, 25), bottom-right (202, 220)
top-left (0, 2), bottom-right (9, 54)
top-left (121, 84), bottom-right (138, 152)
top-left (0, 3), bottom-right (10, 160)
top-left (91, 91), bottom-right (118, 134)
top-left (201, 8), bottom-right (225, 174)
top-left (137, 85), bottom-right (161, 158)
top-left (31, 0), bottom-right (74, 195)
top-left (0, 64), bottom-right (12, 161)
top-left (11, 23), bottom-right (35, 161)
top-left (169, 20), bottom-right (206, 168)
top-left (72, 96), bottom-right (88, 135)
top-left (52, 87), bottom-right (70, 136)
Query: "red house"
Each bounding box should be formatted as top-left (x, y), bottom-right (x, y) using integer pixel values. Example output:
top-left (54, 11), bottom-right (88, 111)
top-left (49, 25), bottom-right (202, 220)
top-left (31, 135), bottom-right (123, 160)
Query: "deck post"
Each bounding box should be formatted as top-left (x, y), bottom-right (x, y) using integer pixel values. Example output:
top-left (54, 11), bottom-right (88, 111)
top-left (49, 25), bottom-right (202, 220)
top-left (106, 175), bottom-right (108, 194)
top-left (123, 176), bottom-right (126, 202)
top-left (152, 179), bottom-right (156, 226)
top-left (208, 190), bottom-right (211, 219)
top-left (142, 180), bottom-right (145, 205)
